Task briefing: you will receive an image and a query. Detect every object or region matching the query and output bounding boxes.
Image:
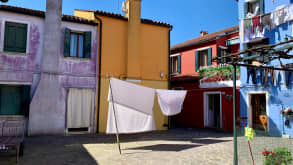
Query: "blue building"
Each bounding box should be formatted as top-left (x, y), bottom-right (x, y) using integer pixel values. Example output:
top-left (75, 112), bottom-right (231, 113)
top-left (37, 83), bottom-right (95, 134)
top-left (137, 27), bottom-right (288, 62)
top-left (238, 0), bottom-right (293, 137)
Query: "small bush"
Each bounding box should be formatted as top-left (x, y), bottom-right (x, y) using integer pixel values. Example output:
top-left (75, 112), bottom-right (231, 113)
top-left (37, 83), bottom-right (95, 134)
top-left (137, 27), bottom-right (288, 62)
top-left (263, 148), bottom-right (292, 165)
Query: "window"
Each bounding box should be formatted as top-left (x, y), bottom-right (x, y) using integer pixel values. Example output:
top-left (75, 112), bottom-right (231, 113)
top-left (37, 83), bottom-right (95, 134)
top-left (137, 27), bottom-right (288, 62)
top-left (170, 55), bottom-right (181, 74)
top-left (244, 0), bottom-right (264, 18)
top-left (64, 28), bottom-right (91, 59)
top-left (199, 50), bottom-right (208, 67)
top-left (226, 38), bottom-right (240, 46)
top-left (0, 85), bottom-right (30, 116)
top-left (247, 38), bottom-right (269, 63)
top-left (70, 33), bottom-right (84, 58)
top-left (4, 22), bottom-right (28, 53)
top-left (217, 47), bottom-right (231, 64)
top-left (195, 48), bottom-right (212, 71)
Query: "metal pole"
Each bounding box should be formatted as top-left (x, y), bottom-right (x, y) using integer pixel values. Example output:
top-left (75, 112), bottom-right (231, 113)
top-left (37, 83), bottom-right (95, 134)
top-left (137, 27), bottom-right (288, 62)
top-left (233, 64), bottom-right (238, 165)
top-left (108, 77), bottom-right (122, 155)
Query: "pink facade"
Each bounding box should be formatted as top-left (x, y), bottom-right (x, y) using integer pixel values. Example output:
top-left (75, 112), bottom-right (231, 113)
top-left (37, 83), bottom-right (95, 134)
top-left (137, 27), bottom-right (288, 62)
top-left (170, 26), bottom-right (240, 132)
top-left (171, 26), bottom-right (239, 76)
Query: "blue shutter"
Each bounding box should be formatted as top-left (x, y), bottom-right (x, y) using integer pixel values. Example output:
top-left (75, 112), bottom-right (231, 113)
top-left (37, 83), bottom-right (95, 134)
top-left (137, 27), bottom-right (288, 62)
top-left (195, 51), bottom-right (199, 71)
top-left (207, 48), bottom-right (212, 66)
top-left (177, 55), bottom-right (181, 73)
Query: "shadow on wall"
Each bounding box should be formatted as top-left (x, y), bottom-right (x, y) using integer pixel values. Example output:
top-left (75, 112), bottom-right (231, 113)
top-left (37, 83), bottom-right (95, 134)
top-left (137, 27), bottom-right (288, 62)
top-left (268, 115), bottom-right (282, 137)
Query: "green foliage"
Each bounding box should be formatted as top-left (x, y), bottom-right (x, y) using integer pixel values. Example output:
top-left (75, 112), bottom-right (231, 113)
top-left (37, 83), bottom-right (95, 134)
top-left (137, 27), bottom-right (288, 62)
top-left (263, 148), bottom-right (292, 165)
top-left (198, 65), bottom-right (240, 80)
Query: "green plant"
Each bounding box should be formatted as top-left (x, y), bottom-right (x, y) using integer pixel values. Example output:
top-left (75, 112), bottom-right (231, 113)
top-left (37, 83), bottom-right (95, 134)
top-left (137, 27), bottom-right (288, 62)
top-left (198, 65), bottom-right (240, 80)
top-left (263, 148), bottom-right (292, 165)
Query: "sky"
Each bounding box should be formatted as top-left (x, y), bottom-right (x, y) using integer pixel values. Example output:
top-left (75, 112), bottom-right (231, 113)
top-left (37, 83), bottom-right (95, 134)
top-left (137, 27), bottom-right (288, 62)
top-left (2, 0), bottom-right (239, 46)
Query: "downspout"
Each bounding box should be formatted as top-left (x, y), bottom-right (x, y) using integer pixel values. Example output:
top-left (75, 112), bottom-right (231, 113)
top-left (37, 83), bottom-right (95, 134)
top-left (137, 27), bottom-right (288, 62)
top-left (94, 12), bottom-right (102, 133)
top-left (168, 26), bottom-right (173, 129)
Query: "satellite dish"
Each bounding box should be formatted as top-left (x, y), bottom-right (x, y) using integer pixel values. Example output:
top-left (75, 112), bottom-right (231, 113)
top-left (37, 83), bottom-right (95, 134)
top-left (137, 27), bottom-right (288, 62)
top-left (122, 1), bottom-right (127, 13)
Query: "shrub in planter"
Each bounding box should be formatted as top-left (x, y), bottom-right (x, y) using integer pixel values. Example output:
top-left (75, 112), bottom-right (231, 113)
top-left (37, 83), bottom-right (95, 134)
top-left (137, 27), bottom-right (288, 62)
top-left (263, 148), bottom-right (292, 165)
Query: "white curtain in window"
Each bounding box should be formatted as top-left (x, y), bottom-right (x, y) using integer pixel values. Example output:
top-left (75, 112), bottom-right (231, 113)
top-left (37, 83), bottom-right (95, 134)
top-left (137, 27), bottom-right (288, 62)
top-left (67, 88), bottom-right (94, 128)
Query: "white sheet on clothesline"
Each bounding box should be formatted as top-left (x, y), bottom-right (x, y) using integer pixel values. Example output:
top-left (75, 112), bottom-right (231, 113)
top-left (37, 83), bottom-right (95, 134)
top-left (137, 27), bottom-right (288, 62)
top-left (156, 89), bottom-right (187, 116)
top-left (106, 78), bottom-right (156, 134)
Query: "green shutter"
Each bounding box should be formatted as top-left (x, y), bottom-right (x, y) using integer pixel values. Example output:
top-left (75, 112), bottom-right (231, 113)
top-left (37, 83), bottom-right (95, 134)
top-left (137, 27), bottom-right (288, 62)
top-left (177, 55), bottom-right (181, 73)
top-left (64, 28), bottom-right (71, 57)
top-left (4, 22), bottom-right (27, 53)
top-left (195, 51), bottom-right (199, 71)
top-left (217, 47), bottom-right (222, 64)
top-left (21, 85), bottom-right (31, 117)
top-left (259, 0), bottom-right (264, 15)
top-left (207, 48), bottom-right (212, 66)
top-left (244, 2), bottom-right (249, 18)
top-left (84, 31), bottom-right (92, 59)
top-left (0, 86), bottom-right (22, 115)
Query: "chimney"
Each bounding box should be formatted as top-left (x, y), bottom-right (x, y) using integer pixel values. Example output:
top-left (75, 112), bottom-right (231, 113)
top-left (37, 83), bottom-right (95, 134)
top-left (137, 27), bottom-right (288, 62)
top-left (42, 0), bottom-right (62, 72)
top-left (200, 30), bottom-right (208, 36)
top-left (124, 0), bottom-right (141, 79)
top-left (29, 0), bottom-right (63, 135)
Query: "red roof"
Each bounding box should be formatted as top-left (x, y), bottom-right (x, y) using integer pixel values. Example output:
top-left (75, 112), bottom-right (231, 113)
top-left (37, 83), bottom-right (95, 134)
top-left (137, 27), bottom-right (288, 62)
top-left (0, 5), bottom-right (97, 25)
top-left (171, 25), bottom-right (239, 52)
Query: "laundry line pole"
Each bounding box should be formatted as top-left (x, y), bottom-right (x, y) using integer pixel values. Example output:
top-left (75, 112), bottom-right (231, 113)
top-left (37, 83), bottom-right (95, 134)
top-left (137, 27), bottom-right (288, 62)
top-left (233, 64), bottom-right (238, 165)
top-left (108, 77), bottom-right (122, 155)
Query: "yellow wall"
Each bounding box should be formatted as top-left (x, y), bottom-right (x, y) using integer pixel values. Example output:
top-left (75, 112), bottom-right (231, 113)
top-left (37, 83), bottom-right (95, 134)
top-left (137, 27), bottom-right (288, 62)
top-left (75, 10), bottom-right (170, 133)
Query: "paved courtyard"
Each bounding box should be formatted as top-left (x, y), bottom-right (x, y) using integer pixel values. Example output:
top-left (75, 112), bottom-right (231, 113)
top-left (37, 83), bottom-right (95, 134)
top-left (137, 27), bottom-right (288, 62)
top-left (0, 129), bottom-right (233, 165)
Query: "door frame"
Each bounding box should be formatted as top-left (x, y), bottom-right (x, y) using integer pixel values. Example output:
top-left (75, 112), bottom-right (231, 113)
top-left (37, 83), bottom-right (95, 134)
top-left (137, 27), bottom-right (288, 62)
top-left (204, 91), bottom-right (222, 128)
top-left (246, 91), bottom-right (269, 132)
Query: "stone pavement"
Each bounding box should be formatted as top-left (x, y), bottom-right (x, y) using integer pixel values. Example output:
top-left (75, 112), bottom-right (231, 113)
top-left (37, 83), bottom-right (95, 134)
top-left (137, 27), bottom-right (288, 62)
top-left (0, 129), bottom-right (233, 165)
top-left (238, 136), bottom-right (293, 165)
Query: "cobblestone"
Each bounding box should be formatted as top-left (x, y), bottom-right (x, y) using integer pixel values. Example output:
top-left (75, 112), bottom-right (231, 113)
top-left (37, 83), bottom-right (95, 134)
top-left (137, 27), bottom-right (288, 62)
top-left (0, 129), bottom-right (233, 165)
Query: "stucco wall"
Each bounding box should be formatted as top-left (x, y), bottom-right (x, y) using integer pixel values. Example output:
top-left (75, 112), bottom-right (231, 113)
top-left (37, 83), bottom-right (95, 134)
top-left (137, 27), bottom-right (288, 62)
top-left (0, 11), bottom-right (98, 135)
top-left (171, 32), bottom-right (239, 76)
top-left (238, 0), bottom-right (293, 137)
top-left (75, 11), bottom-right (170, 133)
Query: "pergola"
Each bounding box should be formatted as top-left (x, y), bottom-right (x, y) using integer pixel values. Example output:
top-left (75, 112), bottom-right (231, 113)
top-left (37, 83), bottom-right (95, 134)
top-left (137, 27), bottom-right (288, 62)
top-left (214, 39), bottom-right (293, 165)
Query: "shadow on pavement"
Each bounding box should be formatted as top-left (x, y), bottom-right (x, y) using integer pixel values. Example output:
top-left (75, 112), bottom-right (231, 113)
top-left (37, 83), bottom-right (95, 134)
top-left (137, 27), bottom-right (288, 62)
top-left (125, 144), bottom-right (201, 152)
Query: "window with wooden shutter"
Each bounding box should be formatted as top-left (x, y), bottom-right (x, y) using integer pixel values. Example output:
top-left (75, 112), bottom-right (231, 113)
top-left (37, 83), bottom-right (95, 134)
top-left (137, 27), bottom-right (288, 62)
top-left (84, 31), bottom-right (91, 59)
top-left (4, 22), bottom-right (27, 53)
top-left (217, 47), bottom-right (222, 64)
top-left (170, 55), bottom-right (179, 75)
top-left (259, 0), bottom-right (264, 15)
top-left (0, 85), bottom-right (30, 116)
top-left (207, 48), bottom-right (212, 66)
top-left (64, 28), bottom-right (71, 57)
top-left (195, 51), bottom-right (199, 71)
top-left (177, 55), bottom-right (181, 73)
top-left (64, 28), bottom-right (92, 59)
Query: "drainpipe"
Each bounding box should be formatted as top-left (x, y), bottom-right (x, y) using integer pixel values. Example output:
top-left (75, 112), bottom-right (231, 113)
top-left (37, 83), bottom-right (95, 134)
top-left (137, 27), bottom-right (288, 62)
top-left (168, 26), bottom-right (173, 129)
top-left (94, 13), bottom-right (102, 133)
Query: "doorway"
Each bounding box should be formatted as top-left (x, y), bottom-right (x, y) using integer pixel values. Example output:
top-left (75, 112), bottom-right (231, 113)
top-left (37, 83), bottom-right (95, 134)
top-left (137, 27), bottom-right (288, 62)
top-left (249, 94), bottom-right (267, 131)
top-left (204, 92), bottom-right (222, 128)
top-left (67, 88), bottom-right (95, 133)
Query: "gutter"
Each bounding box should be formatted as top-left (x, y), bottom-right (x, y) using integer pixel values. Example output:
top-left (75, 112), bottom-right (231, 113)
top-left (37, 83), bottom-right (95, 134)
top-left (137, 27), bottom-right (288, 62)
top-left (94, 12), bottom-right (103, 133)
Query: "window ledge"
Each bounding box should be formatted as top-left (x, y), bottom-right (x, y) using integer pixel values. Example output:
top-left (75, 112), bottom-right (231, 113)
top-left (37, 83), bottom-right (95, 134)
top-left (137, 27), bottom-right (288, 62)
top-left (0, 51), bottom-right (28, 56)
top-left (170, 73), bottom-right (180, 76)
top-left (64, 56), bottom-right (91, 61)
top-left (0, 115), bottom-right (25, 118)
